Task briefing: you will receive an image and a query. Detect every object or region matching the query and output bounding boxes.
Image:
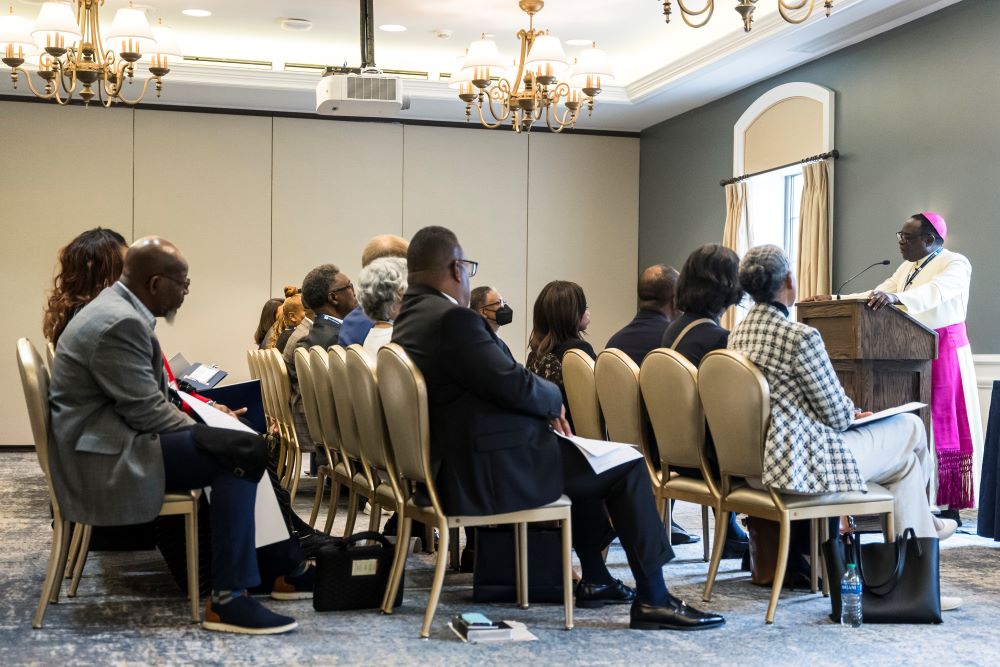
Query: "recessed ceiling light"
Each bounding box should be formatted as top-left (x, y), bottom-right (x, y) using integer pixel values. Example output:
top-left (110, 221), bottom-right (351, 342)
top-left (565, 39), bottom-right (593, 46)
top-left (281, 18), bottom-right (313, 32)
top-left (182, 9), bottom-right (212, 18)
top-left (379, 24), bottom-right (406, 32)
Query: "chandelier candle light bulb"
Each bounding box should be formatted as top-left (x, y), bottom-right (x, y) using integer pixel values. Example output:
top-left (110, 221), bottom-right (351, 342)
top-left (0, 0), bottom-right (180, 106)
top-left (457, 0), bottom-right (612, 133)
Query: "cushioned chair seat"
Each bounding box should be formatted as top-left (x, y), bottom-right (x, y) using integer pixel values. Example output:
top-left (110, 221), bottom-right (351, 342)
top-left (661, 475), bottom-right (713, 496)
top-left (727, 483), bottom-right (893, 511)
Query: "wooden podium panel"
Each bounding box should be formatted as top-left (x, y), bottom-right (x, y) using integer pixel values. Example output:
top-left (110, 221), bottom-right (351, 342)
top-left (798, 299), bottom-right (938, 436)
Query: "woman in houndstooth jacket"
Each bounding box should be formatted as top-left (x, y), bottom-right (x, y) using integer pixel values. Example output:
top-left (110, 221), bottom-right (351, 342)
top-left (728, 245), bottom-right (953, 541)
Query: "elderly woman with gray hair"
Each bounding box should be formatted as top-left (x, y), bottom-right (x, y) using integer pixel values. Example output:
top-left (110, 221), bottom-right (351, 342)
top-left (727, 245), bottom-right (958, 555)
top-left (357, 256), bottom-right (408, 360)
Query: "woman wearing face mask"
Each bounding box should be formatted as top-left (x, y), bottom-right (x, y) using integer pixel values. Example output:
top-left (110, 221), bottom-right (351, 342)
top-left (470, 285), bottom-right (515, 353)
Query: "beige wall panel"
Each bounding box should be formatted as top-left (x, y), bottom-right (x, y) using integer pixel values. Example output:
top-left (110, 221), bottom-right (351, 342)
top-left (0, 103), bottom-right (133, 445)
top-left (133, 110), bottom-right (271, 388)
top-left (271, 119), bottom-right (403, 293)
top-left (744, 97), bottom-right (824, 174)
top-left (527, 133), bottom-right (640, 356)
top-left (402, 126), bottom-right (530, 360)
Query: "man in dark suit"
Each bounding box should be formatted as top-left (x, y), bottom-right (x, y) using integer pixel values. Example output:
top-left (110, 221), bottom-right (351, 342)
top-left (287, 263), bottom-right (357, 457)
top-left (49, 237), bottom-right (302, 634)
top-left (391, 226), bottom-right (724, 630)
top-left (606, 264), bottom-right (702, 547)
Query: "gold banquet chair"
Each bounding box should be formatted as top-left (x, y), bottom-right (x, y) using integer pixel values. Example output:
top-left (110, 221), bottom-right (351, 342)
top-left (561, 348), bottom-right (605, 440)
top-left (306, 346), bottom-right (351, 532)
top-left (247, 349), bottom-right (278, 438)
top-left (261, 348), bottom-right (303, 501)
top-left (639, 348), bottom-right (719, 563)
top-left (698, 350), bottom-right (896, 624)
top-left (343, 345), bottom-right (408, 611)
top-left (595, 349), bottom-right (711, 558)
top-left (16, 338), bottom-right (200, 629)
top-left (377, 343), bottom-right (574, 638)
top-left (328, 345), bottom-right (381, 536)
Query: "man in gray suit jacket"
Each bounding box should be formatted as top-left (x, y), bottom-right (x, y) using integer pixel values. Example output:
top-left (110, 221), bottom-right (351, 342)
top-left (49, 237), bottom-right (300, 635)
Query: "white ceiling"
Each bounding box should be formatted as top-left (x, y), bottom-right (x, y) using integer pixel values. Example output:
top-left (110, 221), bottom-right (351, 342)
top-left (5, 0), bottom-right (961, 131)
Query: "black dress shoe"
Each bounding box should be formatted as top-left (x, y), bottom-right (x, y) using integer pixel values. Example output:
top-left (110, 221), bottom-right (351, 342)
top-left (575, 579), bottom-right (636, 608)
top-left (459, 548), bottom-right (475, 573)
top-left (720, 538), bottom-right (749, 560)
top-left (670, 522), bottom-right (702, 546)
top-left (629, 595), bottom-right (725, 630)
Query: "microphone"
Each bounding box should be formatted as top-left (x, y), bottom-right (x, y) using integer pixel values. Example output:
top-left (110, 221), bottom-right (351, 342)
top-left (835, 260), bottom-right (891, 299)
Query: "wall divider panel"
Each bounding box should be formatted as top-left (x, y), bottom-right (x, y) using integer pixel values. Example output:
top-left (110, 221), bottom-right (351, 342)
top-left (527, 133), bottom-right (640, 356)
top-left (133, 110), bottom-right (272, 389)
top-left (0, 102), bottom-right (134, 446)
top-left (402, 125), bottom-right (531, 361)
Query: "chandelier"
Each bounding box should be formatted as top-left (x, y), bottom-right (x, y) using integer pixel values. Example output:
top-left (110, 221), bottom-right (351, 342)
top-left (452, 0), bottom-right (613, 133)
top-left (660, 0), bottom-right (834, 32)
top-left (0, 1), bottom-right (181, 107)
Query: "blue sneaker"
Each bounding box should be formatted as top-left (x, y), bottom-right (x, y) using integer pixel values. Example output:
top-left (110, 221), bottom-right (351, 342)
top-left (203, 593), bottom-right (298, 635)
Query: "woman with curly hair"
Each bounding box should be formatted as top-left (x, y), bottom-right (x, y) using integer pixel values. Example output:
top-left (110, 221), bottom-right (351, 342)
top-left (43, 227), bottom-right (128, 346)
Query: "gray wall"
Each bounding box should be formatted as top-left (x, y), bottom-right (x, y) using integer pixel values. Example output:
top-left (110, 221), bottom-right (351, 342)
top-left (639, 0), bottom-right (1000, 351)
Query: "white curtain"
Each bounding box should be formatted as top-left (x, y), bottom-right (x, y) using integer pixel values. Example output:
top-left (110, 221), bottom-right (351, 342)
top-left (796, 160), bottom-right (831, 299)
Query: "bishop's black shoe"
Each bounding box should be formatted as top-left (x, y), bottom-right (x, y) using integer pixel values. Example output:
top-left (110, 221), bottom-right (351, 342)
top-left (575, 579), bottom-right (636, 608)
top-left (629, 594), bottom-right (725, 631)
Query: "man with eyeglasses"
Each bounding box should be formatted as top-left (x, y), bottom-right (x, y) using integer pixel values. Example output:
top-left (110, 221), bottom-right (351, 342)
top-left (392, 226), bottom-right (724, 631)
top-left (809, 212), bottom-right (981, 519)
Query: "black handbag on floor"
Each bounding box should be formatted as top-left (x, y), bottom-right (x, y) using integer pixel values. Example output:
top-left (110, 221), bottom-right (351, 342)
top-left (822, 528), bottom-right (941, 624)
top-left (313, 531), bottom-right (403, 611)
top-left (473, 526), bottom-right (565, 603)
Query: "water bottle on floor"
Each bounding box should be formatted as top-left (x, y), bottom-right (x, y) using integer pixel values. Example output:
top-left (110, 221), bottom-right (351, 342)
top-left (840, 563), bottom-right (862, 627)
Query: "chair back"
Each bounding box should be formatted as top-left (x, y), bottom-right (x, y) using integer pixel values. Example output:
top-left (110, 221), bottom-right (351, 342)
top-left (376, 343), bottom-right (432, 488)
top-left (293, 347), bottom-right (323, 443)
top-left (639, 348), bottom-right (705, 471)
top-left (594, 349), bottom-right (648, 450)
top-left (308, 346), bottom-right (341, 458)
top-left (345, 345), bottom-right (396, 476)
top-left (698, 350), bottom-right (770, 480)
top-left (45, 341), bottom-right (55, 370)
top-left (16, 338), bottom-right (62, 517)
top-left (328, 346), bottom-right (364, 462)
top-left (561, 349), bottom-right (604, 440)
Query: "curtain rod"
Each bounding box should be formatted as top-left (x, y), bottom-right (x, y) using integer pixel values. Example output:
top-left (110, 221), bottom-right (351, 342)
top-left (719, 149), bottom-right (839, 187)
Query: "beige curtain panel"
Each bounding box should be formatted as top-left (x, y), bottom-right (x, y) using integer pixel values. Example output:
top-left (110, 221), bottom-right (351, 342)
top-left (721, 182), bottom-right (747, 330)
top-left (796, 160), bottom-right (832, 299)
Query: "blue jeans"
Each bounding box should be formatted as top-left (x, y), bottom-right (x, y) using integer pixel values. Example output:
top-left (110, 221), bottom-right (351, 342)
top-left (160, 428), bottom-right (259, 592)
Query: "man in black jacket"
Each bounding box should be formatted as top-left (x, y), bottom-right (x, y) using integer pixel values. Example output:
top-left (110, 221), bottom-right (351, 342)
top-left (391, 226), bottom-right (724, 631)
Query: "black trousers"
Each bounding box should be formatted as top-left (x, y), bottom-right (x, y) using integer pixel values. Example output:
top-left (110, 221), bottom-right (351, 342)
top-left (560, 441), bottom-right (674, 579)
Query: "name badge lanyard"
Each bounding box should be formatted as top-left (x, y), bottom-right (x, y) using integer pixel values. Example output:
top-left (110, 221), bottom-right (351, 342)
top-left (902, 248), bottom-right (942, 291)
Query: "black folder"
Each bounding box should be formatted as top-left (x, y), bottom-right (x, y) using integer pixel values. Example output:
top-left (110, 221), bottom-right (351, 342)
top-left (199, 380), bottom-right (267, 434)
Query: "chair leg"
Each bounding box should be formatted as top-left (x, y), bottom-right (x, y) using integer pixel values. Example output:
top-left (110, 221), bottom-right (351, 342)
top-left (420, 518), bottom-right (450, 638)
top-left (323, 480), bottom-right (343, 535)
top-left (884, 511), bottom-right (895, 542)
top-left (68, 524), bottom-right (93, 598)
top-left (382, 515), bottom-right (412, 615)
top-left (561, 515), bottom-right (574, 630)
top-left (517, 522), bottom-right (529, 609)
top-left (821, 518), bottom-right (831, 597)
top-left (663, 497), bottom-right (672, 532)
top-left (513, 523), bottom-right (522, 607)
top-left (309, 468), bottom-right (327, 528)
top-left (449, 527), bottom-right (460, 571)
top-left (49, 519), bottom-right (74, 605)
top-left (185, 504), bottom-right (201, 623)
top-left (765, 514), bottom-right (792, 624)
top-left (701, 505), bottom-right (711, 562)
top-left (33, 518), bottom-right (70, 629)
top-left (343, 489), bottom-right (359, 537)
top-left (288, 446), bottom-right (302, 504)
top-left (702, 509), bottom-right (730, 602)
top-left (367, 501), bottom-right (381, 533)
top-left (63, 522), bottom-right (83, 580)
top-left (422, 523), bottom-right (435, 554)
top-left (809, 519), bottom-right (819, 594)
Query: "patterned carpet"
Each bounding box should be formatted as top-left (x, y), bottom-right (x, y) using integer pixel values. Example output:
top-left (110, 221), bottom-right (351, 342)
top-left (1, 451), bottom-right (998, 666)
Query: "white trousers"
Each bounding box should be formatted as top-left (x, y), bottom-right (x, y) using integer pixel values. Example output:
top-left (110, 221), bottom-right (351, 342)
top-left (842, 413), bottom-right (936, 538)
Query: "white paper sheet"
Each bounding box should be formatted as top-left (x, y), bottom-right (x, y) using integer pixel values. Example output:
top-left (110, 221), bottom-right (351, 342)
top-left (555, 432), bottom-right (644, 475)
top-left (851, 401), bottom-right (926, 427)
top-left (178, 391), bottom-right (289, 548)
top-left (186, 364), bottom-right (220, 385)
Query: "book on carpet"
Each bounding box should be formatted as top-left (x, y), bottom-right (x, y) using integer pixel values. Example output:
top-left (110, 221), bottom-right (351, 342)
top-left (449, 614), bottom-right (514, 643)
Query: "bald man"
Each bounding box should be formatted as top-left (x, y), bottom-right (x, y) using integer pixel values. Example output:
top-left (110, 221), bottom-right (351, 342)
top-left (337, 234), bottom-right (409, 346)
top-left (606, 265), bottom-right (680, 366)
top-left (49, 237), bottom-right (302, 634)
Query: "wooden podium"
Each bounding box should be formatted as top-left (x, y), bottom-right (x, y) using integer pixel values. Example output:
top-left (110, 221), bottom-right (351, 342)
top-left (796, 299), bottom-right (938, 435)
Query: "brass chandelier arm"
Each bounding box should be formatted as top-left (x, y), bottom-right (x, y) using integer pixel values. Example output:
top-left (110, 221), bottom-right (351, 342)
top-left (676, 0), bottom-right (716, 28)
top-left (55, 61), bottom-right (80, 105)
top-left (112, 73), bottom-right (155, 106)
top-left (475, 95), bottom-right (505, 129)
top-left (778, 0), bottom-right (818, 24)
top-left (11, 66), bottom-right (57, 100)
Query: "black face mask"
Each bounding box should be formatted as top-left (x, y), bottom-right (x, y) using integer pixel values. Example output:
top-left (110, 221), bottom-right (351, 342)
top-left (494, 304), bottom-right (514, 326)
